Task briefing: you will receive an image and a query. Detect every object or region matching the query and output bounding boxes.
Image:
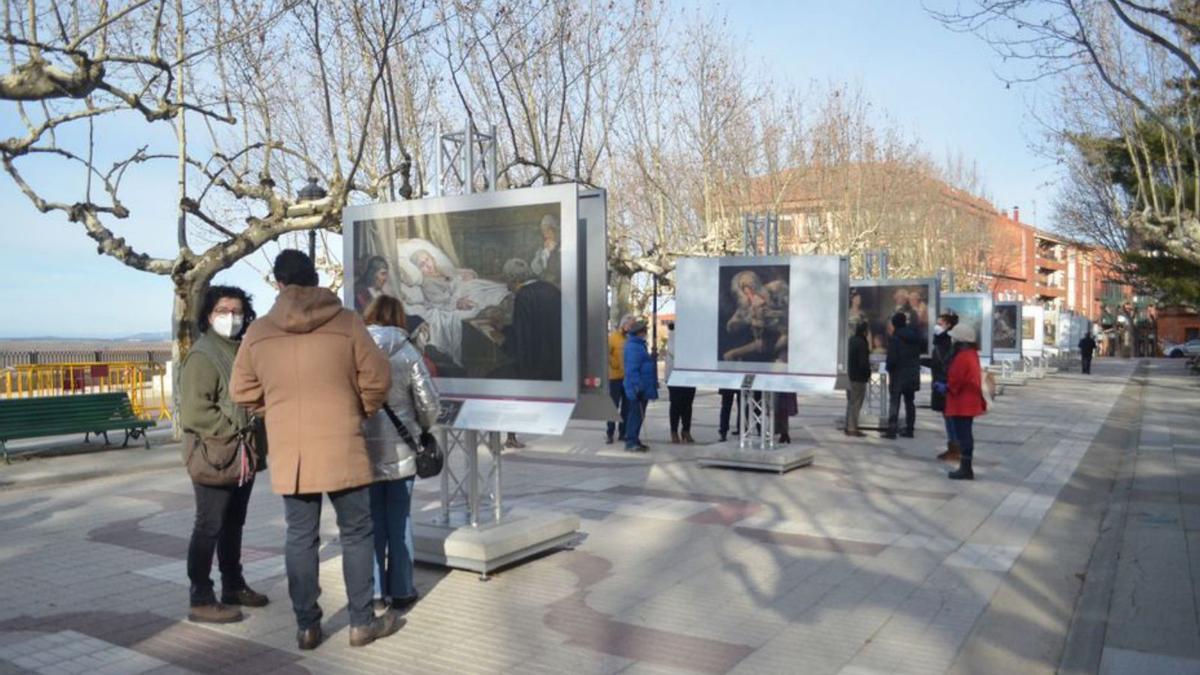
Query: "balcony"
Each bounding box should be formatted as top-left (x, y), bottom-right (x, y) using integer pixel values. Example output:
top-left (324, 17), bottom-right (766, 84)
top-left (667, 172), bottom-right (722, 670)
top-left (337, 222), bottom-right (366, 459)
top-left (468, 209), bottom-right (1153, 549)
top-left (1036, 285), bottom-right (1066, 299)
top-left (1035, 255), bottom-right (1065, 272)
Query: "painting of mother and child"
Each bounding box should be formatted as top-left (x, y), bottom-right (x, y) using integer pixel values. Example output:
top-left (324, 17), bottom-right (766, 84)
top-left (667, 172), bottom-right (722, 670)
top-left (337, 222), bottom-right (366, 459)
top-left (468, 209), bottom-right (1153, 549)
top-left (352, 202), bottom-right (564, 382)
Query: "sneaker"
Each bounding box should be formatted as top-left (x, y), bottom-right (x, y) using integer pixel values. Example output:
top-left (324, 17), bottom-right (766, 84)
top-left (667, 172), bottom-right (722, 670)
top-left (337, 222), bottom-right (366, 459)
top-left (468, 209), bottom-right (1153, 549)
top-left (221, 586), bottom-right (269, 608)
top-left (297, 625), bottom-right (322, 650)
top-left (188, 603), bottom-right (243, 624)
top-left (349, 610), bottom-right (404, 647)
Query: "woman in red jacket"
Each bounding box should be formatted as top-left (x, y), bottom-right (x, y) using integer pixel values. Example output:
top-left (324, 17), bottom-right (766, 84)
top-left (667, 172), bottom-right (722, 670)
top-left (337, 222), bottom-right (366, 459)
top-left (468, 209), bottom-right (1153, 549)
top-left (942, 324), bottom-right (986, 480)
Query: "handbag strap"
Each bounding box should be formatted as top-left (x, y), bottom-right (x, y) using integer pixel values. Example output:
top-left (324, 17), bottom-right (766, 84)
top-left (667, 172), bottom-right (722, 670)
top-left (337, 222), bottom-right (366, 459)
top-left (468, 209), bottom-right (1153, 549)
top-left (382, 403), bottom-right (420, 453)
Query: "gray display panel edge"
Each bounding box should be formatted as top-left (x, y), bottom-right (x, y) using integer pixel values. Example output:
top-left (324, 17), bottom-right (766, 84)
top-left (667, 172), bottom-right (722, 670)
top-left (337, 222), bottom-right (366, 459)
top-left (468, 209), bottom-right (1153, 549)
top-left (342, 183), bottom-right (580, 401)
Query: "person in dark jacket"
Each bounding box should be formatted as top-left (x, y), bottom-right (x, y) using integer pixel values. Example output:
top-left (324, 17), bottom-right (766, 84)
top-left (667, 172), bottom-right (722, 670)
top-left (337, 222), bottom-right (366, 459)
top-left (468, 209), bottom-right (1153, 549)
top-left (883, 312), bottom-right (922, 439)
top-left (622, 321), bottom-right (657, 451)
top-left (1079, 332), bottom-right (1096, 374)
top-left (845, 320), bottom-right (871, 437)
top-left (502, 258), bottom-right (561, 380)
top-left (930, 311), bottom-right (961, 462)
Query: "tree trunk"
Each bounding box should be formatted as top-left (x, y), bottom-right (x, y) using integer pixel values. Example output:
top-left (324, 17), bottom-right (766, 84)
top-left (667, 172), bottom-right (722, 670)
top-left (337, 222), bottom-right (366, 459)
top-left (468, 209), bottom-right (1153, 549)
top-left (609, 272), bottom-right (633, 328)
top-left (169, 274), bottom-right (211, 438)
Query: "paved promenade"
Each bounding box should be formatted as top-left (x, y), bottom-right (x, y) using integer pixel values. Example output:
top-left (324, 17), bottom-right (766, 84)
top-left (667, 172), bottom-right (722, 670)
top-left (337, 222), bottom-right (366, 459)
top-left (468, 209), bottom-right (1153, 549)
top-left (0, 358), bottom-right (1196, 674)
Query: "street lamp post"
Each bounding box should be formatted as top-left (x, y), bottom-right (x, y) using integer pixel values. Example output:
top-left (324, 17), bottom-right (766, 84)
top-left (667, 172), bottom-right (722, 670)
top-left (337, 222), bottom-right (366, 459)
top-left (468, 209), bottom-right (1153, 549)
top-left (297, 177), bottom-right (328, 260)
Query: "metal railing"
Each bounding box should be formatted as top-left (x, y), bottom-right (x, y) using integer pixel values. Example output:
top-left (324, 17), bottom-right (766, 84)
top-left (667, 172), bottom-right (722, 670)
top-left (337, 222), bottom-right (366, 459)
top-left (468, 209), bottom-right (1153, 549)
top-left (1, 361), bottom-right (172, 421)
top-left (0, 349), bottom-right (170, 368)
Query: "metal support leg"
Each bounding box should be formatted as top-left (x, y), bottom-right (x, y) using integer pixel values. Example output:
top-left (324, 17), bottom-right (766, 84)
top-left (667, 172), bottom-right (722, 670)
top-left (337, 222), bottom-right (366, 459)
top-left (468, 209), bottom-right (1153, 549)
top-left (466, 430), bottom-right (480, 528)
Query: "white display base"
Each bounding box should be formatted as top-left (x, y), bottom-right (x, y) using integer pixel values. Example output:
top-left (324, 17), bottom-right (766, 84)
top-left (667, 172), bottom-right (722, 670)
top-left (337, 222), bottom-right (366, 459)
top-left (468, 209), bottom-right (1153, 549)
top-left (998, 374), bottom-right (1027, 387)
top-left (413, 508), bottom-right (580, 577)
top-left (698, 442), bottom-right (815, 474)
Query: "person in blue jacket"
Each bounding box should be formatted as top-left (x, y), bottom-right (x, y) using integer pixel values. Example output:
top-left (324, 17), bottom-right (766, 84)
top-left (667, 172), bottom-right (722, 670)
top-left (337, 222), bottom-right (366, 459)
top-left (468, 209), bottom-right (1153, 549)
top-left (622, 320), bottom-right (658, 452)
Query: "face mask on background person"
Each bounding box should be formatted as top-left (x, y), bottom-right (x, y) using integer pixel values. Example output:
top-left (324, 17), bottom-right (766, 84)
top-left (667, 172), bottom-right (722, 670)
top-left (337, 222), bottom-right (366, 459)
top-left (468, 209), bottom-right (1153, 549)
top-left (934, 325), bottom-right (946, 335)
top-left (212, 313), bottom-right (244, 339)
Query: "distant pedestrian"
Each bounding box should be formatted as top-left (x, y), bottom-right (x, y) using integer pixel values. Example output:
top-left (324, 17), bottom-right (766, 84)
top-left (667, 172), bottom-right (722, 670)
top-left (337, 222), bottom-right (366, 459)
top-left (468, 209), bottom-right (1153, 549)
top-left (883, 312), bottom-right (922, 439)
top-left (931, 311), bottom-right (961, 463)
top-left (845, 320), bottom-right (871, 437)
top-left (775, 392), bottom-right (797, 444)
top-left (622, 320), bottom-right (657, 451)
top-left (945, 324), bottom-right (987, 480)
top-left (606, 314), bottom-right (634, 444)
top-left (179, 285), bottom-right (268, 624)
top-left (232, 250), bottom-right (401, 650)
top-left (1079, 332), bottom-right (1096, 374)
top-left (362, 296), bottom-right (439, 615)
top-left (664, 322), bottom-right (695, 443)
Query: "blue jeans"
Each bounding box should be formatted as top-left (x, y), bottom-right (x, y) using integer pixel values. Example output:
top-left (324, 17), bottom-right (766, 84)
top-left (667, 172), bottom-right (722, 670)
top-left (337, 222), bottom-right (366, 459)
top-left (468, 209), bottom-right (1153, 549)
top-left (949, 417), bottom-right (975, 459)
top-left (369, 477), bottom-right (416, 602)
top-left (625, 394), bottom-right (647, 448)
top-left (944, 415), bottom-right (958, 444)
top-left (607, 380), bottom-right (628, 439)
top-left (282, 486), bottom-right (375, 630)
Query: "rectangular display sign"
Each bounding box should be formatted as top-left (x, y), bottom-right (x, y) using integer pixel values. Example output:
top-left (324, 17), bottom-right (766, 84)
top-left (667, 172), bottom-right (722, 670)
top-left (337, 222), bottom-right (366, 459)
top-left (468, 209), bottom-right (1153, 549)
top-left (849, 278), bottom-right (939, 359)
top-left (940, 292), bottom-right (994, 360)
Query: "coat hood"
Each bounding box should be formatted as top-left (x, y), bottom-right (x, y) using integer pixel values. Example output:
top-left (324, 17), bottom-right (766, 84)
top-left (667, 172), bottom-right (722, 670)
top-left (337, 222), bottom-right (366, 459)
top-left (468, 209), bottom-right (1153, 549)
top-left (368, 325), bottom-right (412, 356)
top-left (267, 285), bottom-right (345, 334)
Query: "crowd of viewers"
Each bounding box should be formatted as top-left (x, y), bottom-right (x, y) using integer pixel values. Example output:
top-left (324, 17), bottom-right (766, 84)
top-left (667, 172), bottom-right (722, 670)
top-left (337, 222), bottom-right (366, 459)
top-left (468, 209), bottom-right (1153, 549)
top-left (180, 250), bottom-right (997, 650)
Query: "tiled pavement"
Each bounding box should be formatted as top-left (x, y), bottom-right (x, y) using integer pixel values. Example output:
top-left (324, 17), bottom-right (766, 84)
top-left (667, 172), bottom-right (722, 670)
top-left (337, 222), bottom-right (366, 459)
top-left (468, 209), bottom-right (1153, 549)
top-left (0, 358), bottom-right (1193, 674)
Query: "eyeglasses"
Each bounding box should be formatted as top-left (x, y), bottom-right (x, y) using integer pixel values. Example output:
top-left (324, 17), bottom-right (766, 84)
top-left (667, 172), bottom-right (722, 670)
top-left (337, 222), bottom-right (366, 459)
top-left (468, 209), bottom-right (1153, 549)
top-left (211, 308), bottom-right (242, 316)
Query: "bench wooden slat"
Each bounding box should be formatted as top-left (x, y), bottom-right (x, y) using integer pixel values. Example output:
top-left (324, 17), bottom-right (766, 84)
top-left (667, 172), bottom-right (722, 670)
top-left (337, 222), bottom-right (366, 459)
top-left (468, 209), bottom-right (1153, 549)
top-left (0, 393), bottom-right (157, 460)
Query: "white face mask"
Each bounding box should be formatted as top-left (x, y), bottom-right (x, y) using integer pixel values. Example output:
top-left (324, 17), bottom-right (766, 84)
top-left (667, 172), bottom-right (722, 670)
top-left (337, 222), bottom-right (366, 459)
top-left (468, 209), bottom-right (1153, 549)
top-left (212, 313), bottom-right (244, 339)
top-left (934, 325), bottom-right (946, 335)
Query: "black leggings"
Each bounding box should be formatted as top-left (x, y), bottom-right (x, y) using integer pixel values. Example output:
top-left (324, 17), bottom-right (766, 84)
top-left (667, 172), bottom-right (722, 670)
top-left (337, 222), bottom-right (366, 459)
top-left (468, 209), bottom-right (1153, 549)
top-left (668, 386), bottom-right (696, 433)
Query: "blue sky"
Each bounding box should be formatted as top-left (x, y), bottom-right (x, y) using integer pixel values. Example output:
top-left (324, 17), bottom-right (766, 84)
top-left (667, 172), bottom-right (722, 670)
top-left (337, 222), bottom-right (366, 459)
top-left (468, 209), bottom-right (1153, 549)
top-left (0, 1), bottom-right (1057, 338)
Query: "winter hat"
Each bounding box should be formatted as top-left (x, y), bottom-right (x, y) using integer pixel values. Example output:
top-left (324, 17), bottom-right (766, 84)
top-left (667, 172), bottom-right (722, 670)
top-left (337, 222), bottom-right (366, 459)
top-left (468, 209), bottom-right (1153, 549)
top-left (629, 320), bottom-right (648, 335)
top-left (948, 323), bottom-right (976, 344)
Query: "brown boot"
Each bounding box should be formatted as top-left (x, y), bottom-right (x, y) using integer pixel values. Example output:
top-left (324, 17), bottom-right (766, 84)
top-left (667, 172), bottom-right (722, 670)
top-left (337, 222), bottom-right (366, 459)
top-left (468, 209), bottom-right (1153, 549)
top-left (682, 431), bottom-right (695, 444)
top-left (937, 441), bottom-right (962, 464)
top-left (671, 432), bottom-right (681, 444)
top-left (188, 603), bottom-right (243, 624)
top-left (349, 610), bottom-right (404, 647)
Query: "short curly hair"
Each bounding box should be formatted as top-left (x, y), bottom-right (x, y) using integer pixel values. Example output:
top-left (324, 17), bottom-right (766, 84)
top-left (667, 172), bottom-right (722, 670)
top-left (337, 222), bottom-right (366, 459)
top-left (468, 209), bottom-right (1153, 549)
top-left (196, 285), bottom-right (257, 337)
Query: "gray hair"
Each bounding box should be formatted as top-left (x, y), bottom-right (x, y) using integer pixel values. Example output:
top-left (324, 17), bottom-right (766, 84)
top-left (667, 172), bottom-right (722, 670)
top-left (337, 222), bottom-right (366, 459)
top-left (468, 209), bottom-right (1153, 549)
top-left (619, 313), bottom-right (636, 330)
top-left (502, 258), bottom-right (533, 283)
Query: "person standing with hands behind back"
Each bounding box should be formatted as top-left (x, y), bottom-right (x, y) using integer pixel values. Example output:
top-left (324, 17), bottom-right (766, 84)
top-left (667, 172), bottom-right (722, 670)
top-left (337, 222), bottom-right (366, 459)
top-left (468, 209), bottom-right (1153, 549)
top-left (231, 250), bottom-right (398, 651)
top-left (664, 322), bottom-right (696, 444)
top-left (1079, 331), bottom-right (1096, 374)
top-left (622, 320), bottom-right (657, 452)
top-left (883, 312), bottom-right (922, 439)
top-left (845, 320), bottom-right (871, 437)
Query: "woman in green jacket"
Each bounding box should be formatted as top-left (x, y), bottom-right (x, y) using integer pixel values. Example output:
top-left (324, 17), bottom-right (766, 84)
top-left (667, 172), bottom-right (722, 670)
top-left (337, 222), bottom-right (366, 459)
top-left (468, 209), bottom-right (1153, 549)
top-left (179, 285), bottom-right (268, 623)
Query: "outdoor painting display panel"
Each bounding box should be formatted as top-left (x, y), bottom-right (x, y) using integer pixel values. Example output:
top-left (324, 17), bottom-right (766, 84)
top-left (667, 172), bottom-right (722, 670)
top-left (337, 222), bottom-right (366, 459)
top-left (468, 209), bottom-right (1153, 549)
top-left (848, 279), bottom-right (938, 359)
top-left (672, 256), bottom-right (847, 392)
top-left (940, 293), bottom-right (993, 360)
top-left (343, 184), bottom-right (580, 410)
top-left (993, 302), bottom-right (1022, 358)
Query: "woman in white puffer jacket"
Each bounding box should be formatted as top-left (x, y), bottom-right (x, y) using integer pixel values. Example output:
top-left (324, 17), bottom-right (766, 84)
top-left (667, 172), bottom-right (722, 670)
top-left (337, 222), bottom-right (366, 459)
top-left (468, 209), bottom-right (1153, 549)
top-left (362, 295), bottom-right (440, 613)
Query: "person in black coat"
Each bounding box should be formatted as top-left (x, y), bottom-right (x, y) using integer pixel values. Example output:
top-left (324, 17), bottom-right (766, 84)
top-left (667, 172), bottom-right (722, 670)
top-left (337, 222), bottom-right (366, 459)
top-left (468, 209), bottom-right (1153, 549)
top-left (845, 320), bottom-right (871, 437)
top-left (884, 312), bottom-right (922, 439)
top-left (930, 311), bottom-right (960, 461)
top-left (1079, 332), bottom-right (1096, 374)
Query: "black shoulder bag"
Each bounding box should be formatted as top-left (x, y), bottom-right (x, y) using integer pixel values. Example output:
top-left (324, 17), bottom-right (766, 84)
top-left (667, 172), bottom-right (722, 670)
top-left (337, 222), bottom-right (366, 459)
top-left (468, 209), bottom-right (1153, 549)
top-left (382, 403), bottom-right (444, 479)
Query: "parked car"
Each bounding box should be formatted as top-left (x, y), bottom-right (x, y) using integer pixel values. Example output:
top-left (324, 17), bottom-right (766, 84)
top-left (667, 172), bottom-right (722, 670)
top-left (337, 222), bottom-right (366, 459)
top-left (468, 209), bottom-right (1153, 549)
top-left (1165, 339), bottom-right (1200, 358)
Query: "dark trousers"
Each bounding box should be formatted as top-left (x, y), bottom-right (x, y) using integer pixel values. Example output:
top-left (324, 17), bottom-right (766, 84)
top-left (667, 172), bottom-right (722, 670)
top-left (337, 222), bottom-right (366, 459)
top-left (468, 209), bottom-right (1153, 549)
top-left (283, 486), bottom-right (375, 630)
top-left (668, 386), bottom-right (696, 434)
top-left (188, 478), bottom-right (255, 606)
top-left (1081, 354), bottom-right (1093, 374)
top-left (624, 394), bottom-right (648, 448)
top-left (845, 381), bottom-right (867, 432)
top-left (887, 385), bottom-right (916, 434)
top-left (718, 389), bottom-right (740, 436)
top-left (949, 416), bottom-right (975, 459)
top-left (369, 477), bottom-right (416, 602)
top-left (607, 380), bottom-right (629, 440)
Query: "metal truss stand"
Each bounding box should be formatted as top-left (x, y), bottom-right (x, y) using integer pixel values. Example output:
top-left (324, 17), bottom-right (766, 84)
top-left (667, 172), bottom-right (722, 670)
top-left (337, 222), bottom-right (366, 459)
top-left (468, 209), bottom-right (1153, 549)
top-left (697, 213), bottom-right (815, 474)
top-left (413, 428), bottom-right (580, 580)
top-left (430, 122), bottom-right (497, 197)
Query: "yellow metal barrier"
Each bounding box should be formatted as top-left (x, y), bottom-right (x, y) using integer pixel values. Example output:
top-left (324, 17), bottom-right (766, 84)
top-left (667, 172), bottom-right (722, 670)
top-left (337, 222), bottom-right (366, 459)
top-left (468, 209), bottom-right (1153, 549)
top-left (1, 361), bottom-right (172, 421)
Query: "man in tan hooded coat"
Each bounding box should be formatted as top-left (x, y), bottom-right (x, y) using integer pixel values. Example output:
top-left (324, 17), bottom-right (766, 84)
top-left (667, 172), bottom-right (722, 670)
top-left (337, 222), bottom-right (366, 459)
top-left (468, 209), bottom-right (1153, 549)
top-left (231, 250), bottom-right (398, 650)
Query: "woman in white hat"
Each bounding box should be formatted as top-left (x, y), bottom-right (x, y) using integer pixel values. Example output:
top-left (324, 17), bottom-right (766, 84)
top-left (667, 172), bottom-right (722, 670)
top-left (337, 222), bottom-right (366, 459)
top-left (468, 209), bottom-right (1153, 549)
top-left (943, 323), bottom-right (987, 480)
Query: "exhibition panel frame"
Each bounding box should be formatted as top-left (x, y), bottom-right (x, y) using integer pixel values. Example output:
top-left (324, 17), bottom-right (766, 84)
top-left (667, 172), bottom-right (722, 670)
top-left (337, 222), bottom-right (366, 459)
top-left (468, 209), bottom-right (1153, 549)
top-left (1022, 305), bottom-right (1046, 357)
top-left (670, 255), bottom-right (849, 393)
top-left (940, 292), bottom-right (994, 361)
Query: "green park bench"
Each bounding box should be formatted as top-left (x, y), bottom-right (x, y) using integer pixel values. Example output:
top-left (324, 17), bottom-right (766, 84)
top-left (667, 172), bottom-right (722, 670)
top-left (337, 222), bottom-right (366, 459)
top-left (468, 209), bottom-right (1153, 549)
top-left (0, 393), bottom-right (156, 463)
